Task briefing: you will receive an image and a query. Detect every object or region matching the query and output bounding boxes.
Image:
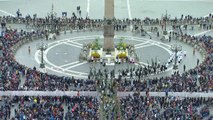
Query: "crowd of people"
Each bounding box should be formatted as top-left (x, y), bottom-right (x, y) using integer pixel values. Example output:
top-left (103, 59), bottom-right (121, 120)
top-left (22, 69), bottom-right (96, 91)
top-left (0, 12), bottom-right (212, 34)
top-left (0, 97), bottom-right (11, 120)
top-left (0, 28), bottom-right (98, 91)
top-left (0, 9), bottom-right (213, 119)
top-left (116, 30), bottom-right (213, 92)
top-left (0, 96), bottom-right (99, 120)
top-left (0, 13), bottom-right (213, 93)
top-left (0, 95), bottom-right (212, 119)
top-left (0, 28), bottom-right (22, 91)
top-left (64, 96), bottom-right (99, 120)
top-left (120, 93), bottom-right (213, 120)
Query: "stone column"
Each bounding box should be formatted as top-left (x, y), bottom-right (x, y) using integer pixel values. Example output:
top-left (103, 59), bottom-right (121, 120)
top-left (103, 0), bottom-right (114, 51)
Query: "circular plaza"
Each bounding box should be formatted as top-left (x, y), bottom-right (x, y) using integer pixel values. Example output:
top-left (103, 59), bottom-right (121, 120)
top-left (0, 0), bottom-right (213, 119)
top-left (15, 29), bottom-right (204, 79)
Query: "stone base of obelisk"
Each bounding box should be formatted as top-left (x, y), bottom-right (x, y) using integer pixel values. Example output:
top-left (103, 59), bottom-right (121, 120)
top-left (103, 24), bottom-right (114, 51)
top-left (103, 24), bottom-right (115, 66)
top-left (103, 37), bottom-right (115, 51)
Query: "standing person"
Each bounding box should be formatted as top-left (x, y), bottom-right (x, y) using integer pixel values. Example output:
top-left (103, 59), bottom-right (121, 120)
top-left (28, 46), bottom-right (31, 54)
top-left (197, 58), bottom-right (199, 66)
top-left (76, 6), bottom-right (79, 13)
top-left (183, 64), bottom-right (186, 72)
top-left (79, 10), bottom-right (81, 17)
top-left (193, 48), bottom-right (195, 55)
top-left (146, 88), bottom-right (149, 97)
top-left (45, 31), bottom-right (48, 40)
top-left (165, 90), bottom-right (168, 97)
top-left (157, 31), bottom-right (159, 37)
top-left (169, 34), bottom-right (171, 42)
top-left (16, 9), bottom-right (21, 17)
top-left (77, 6), bottom-right (80, 15)
top-left (1, 20), bottom-right (6, 29)
top-left (77, 91), bottom-right (80, 97)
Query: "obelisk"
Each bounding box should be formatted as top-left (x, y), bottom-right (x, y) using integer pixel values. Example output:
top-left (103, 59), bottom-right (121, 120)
top-left (103, 0), bottom-right (115, 51)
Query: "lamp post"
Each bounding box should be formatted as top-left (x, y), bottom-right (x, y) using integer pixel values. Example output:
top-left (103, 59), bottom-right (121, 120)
top-left (37, 39), bottom-right (48, 69)
top-left (163, 10), bottom-right (170, 35)
top-left (171, 43), bottom-right (182, 72)
top-left (48, 4), bottom-right (57, 34)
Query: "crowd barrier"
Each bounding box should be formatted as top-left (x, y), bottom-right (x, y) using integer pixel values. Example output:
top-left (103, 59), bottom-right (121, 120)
top-left (0, 91), bottom-right (212, 97)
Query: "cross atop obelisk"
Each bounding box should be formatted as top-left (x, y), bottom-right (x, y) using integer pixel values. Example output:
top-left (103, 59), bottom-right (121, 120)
top-left (103, 0), bottom-right (115, 51)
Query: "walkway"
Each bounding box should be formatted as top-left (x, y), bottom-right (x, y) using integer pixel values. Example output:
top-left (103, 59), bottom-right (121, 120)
top-left (0, 91), bottom-right (212, 97)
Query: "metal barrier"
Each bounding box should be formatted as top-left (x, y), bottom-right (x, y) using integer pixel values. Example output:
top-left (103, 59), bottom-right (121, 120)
top-left (0, 91), bottom-right (212, 98)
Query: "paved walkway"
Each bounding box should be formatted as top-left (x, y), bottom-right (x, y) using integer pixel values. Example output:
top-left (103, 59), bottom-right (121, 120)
top-left (0, 91), bottom-right (212, 97)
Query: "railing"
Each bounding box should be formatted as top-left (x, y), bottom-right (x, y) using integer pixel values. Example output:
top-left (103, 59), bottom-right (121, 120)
top-left (0, 91), bottom-right (212, 97)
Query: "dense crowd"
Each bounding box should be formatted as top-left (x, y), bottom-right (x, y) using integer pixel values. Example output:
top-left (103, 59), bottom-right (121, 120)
top-left (117, 33), bottom-right (213, 92)
top-left (0, 8), bottom-right (212, 120)
top-left (120, 93), bottom-right (213, 120)
top-left (0, 96), bottom-right (99, 120)
top-left (0, 13), bottom-right (212, 93)
top-left (0, 28), bottom-right (97, 91)
top-left (22, 70), bottom-right (96, 91)
top-left (0, 29), bottom-right (22, 91)
top-left (0, 95), bottom-right (212, 119)
top-left (64, 96), bottom-right (99, 120)
top-left (0, 97), bottom-right (11, 120)
top-left (0, 13), bottom-right (212, 33)
top-left (0, 94), bottom-right (212, 120)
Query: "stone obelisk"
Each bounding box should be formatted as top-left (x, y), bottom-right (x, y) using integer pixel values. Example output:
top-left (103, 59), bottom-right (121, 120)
top-left (103, 0), bottom-right (115, 51)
